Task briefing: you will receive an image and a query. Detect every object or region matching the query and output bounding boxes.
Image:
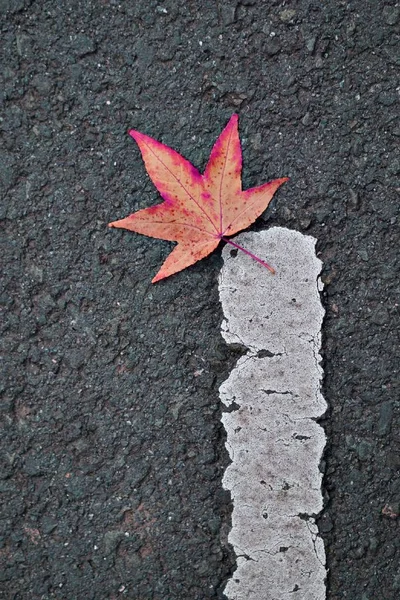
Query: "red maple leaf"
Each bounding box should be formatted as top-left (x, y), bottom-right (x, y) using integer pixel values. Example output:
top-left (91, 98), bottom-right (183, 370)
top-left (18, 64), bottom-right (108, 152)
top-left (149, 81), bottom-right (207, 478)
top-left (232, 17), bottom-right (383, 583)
top-left (109, 114), bottom-right (288, 283)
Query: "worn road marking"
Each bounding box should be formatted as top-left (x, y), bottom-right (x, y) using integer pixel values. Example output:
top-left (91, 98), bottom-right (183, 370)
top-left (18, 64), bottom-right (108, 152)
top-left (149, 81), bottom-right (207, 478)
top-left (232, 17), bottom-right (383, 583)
top-left (219, 227), bottom-right (326, 600)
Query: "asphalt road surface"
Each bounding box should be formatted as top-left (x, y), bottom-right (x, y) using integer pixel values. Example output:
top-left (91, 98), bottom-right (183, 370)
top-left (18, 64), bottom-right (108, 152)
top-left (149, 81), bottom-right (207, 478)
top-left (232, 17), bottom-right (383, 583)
top-left (1, 1), bottom-right (399, 599)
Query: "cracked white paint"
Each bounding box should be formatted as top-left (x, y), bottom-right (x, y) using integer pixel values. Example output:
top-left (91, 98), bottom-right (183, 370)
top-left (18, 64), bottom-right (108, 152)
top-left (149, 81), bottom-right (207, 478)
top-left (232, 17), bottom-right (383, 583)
top-left (219, 227), bottom-right (326, 600)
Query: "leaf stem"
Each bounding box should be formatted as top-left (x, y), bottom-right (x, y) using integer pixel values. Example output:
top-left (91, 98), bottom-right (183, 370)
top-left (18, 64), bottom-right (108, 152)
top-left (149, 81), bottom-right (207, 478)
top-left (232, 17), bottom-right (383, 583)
top-left (221, 237), bottom-right (275, 274)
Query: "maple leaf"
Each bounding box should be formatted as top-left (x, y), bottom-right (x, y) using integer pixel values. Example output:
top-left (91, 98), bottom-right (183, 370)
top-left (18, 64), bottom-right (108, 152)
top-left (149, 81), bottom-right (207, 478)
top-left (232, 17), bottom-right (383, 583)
top-left (109, 114), bottom-right (288, 283)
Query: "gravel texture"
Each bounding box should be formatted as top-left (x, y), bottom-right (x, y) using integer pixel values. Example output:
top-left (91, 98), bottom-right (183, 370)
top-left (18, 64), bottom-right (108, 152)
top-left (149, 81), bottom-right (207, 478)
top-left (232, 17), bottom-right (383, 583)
top-left (1, 1), bottom-right (399, 599)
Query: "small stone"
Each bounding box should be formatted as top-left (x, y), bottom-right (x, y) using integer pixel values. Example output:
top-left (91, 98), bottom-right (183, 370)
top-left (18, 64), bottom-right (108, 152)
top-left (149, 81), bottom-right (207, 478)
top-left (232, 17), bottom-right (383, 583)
top-left (384, 542), bottom-right (397, 556)
top-left (103, 530), bottom-right (124, 555)
top-left (302, 112), bottom-right (312, 126)
top-left (393, 573), bottom-right (400, 590)
top-left (279, 9), bottom-right (296, 22)
top-left (353, 545), bottom-right (366, 559)
top-left (226, 92), bottom-right (247, 107)
top-left (70, 34), bottom-right (96, 57)
top-left (300, 217), bottom-right (312, 230)
top-left (387, 159), bottom-right (400, 175)
top-left (250, 132), bottom-right (262, 151)
top-left (357, 249), bottom-right (369, 261)
top-left (315, 207), bottom-right (330, 223)
top-left (351, 138), bottom-right (364, 157)
top-left (348, 188), bottom-right (360, 210)
top-left (64, 349), bottom-right (89, 370)
top-left (371, 305), bottom-right (389, 325)
top-left (41, 516), bottom-right (58, 535)
top-left (279, 206), bottom-right (294, 221)
top-left (383, 6), bottom-right (399, 25)
top-left (305, 36), bottom-right (317, 53)
top-left (386, 451), bottom-right (400, 469)
top-left (348, 468), bottom-right (366, 485)
top-left (23, 456), bottom-right (47, 476)
top-left (265, 38), bottom-right (281, 56)
top-left (31, 74), bottom-right (53, 95)
top-left (318, 515), bottom-right (333, 533)
top-left (377, 401), bottom-right (393, 436)
top-left (208, 517), bottom-right (221, 534)
top-left (383, 45), bottom-right (400, 65)
top-left (221, 4), bottom-right (237, 26)
top-left (369, 537), bottom-right (379, 554)
top-left (356, 440), bottom-right (372, 461)
top-left (2, 0), bottom-right (26, 14)
top-left (65, 474), bottom-right (89, 499)
top-left (16, 33), bottom-right (32, 57)
top-left (0, 153), bottom-right (16, 190)
top-left (377, 92), bottom-right (397, 106)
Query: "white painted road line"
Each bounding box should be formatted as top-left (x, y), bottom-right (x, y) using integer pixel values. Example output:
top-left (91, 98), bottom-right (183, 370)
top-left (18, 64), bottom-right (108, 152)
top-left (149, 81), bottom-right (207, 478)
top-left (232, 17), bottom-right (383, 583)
top-left (219, 228), bottom-right (327, 600)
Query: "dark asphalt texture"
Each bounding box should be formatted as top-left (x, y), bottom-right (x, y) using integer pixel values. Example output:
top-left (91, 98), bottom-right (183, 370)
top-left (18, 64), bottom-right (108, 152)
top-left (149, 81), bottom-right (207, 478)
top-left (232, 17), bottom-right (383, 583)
top-left (1, 1), bottom-right (399, 599)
